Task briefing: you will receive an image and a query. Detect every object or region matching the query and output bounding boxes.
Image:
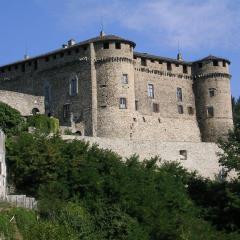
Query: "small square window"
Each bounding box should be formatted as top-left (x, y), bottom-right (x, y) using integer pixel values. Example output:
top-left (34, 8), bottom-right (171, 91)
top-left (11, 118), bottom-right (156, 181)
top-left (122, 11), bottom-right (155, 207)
top-left (207, 106), bottom-right (214, 118)
top-left (153, 103), bottom-right (159, 113)
top-left (178, 105), bottom-right (184, 114)
top-left (180, 150), bottom-right (187, 160)
top-left (188, 106), bottom-right (194, 115)
top-left (151, 59), bottom-right (155, 63)
top-left (60, 52), bottom-right (64, 58)
top-left (15, 65), bottom-right (18, 70)
top-left (223, 61), bottom-right (226, 67)
top-left (63, 104), bottom-right (70, 120)
top-left (53, 55), bottom-right (57, 60)
top-left (148, 84), bottom-right (154, 98)
top-left (209, 88), bottom-right (216, 97)
top-left (183, 65), bottom-right (188, 74)
top-left (75, 48), bottom-right (79, 53)
top-left (45, 57), bottom-right (49, 62)
top-left (213, 60), bottom-right (218, 66)
top-left (119, 98), bottom-right (127, 109)
top-left (103, 42), bottom-right (109, 49)
top-left (198, 62), bottom-right (203, 68)
top-left (175, 63), bottom-right (179, 67)
top-left (115, 42), bottom-right (121, 49)
top-left (83, 45), bottom-right (88, 51)
top-left (167, 62), bottom-right (172, 71)
top-left (122, 74), bottom-right (128, 84)
top-left (177, 88), bottom-right (183, 102)
top-left (159, 60), bottom-right (163, 64)
top-left (68, 51), bottom-right (71, 55)
top-left (141, 58), bottom-right (147, 66)
top-left (135, 100), bottom-right (139, 111)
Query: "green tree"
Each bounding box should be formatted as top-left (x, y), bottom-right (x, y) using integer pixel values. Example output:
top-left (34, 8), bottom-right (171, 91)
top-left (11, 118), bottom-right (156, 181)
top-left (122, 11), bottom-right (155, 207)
top-left (0, 102), bottom-right (25, 135)
top-left (232, 96), bottom-right (240, 129)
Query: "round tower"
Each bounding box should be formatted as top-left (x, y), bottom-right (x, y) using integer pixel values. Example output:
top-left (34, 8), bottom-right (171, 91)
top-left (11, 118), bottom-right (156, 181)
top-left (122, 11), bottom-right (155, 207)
top-left (192, 56), bottom-right (233, 142)
top-left (92, 34), bottom-right (136, 139)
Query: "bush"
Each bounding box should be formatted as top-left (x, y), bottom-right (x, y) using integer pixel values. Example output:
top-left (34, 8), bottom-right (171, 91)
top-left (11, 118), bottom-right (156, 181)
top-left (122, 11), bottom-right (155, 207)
top-left (0, 102), bottom-right (25, 135)
top-left (27, 114), bottom-right (59, 134)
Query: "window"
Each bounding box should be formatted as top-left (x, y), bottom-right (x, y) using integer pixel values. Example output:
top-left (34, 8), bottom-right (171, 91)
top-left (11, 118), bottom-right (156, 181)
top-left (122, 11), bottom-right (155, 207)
top-left (188, 106), bottom-right (194, 115)
top-left (198, 62), bottom-right (203, 68)
top-left (151, 59), bottom-right (155, 63)
top-left (148, 84), bottom-right (154, 98)
top-left (21, 64), bottom-right (25, 72)
top-left (135, 100), bottom-right (139, 111)
top-left (63, 104), bottom-right (70, 119)
top-left (223, 61), bottom-right (226, 67)
top-left (45, 57), bottom-right (49, 62)
top-left (207, 106), bottom-right (214, 117)
top-left (209, 88), bottom-right (216, 97)
top-left (167, 62), bottom-right (172, 71)
top-left (175, 63), bottom-right (179, 67)
top-left (180, 150), bottom-right (187, 160)
top-left (83, 45), bottom-right (88, 51)
top-left (67, 51), bottom-right (71, 55)
top-left (153, 103), bottom-right (159, 113)
top-left (60, 52), bottom-right (64, 58)
top-left (159, 60), bottom-right (163, 64)
top-left (34, 60), bottom-right (38, 70)
top-left (115, 42), bottom-right (121, 49)
top-left (119, 98), bottom-right (127, 109)
top-left (53, 55), bottom-right (57, 60)
top-left (141, 58), bottom-right (147, 66)
top-left (177, 88), bottom-right (183, 102)
top-left (178, 105), bottom-right (184, 114)
top-left (183, 65), bottom-right (188, 74)
top-left (122, 74), bottom-right (128, 84)
top-left (28, 62), bottom-right (32, 66)
top-left (44, 85), bottom-right (51, 105)
top-left (75, 48), bottom-right (79, 53)
top-left (213, 60), bottom-right (218, 66)
top-left (103, 42), bottom-right (109, 49)
top-left (70, 77), bottom-right (78, 96)
top-left (14, 65), bottom-right (18, 70)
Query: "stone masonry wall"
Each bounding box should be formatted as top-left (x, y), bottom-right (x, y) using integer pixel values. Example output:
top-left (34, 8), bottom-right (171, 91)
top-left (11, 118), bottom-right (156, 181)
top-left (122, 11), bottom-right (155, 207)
top-left (0, 90), bottom-right (44, 116)
top-left (62, 135), bottom-right (222, 179)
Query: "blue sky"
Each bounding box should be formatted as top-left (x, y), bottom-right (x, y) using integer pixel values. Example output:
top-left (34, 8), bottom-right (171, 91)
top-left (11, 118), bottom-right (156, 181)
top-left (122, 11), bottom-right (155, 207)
top-left (0, 0), bottom-right (239, 97)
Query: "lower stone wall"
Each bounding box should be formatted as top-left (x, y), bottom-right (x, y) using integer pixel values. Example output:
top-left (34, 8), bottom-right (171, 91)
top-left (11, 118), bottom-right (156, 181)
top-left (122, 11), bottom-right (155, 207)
top-left (0, 90), bottom-right (44, 116)
top-left (62, 135), bottom-right (222, 179)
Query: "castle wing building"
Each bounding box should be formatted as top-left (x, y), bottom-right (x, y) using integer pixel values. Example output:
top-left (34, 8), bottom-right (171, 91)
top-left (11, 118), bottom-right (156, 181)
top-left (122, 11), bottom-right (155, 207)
top-left (0, 33), bottom-right (233, 142)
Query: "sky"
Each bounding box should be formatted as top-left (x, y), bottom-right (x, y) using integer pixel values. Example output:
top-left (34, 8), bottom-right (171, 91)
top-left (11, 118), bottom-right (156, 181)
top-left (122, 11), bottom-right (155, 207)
top-left (0, 0), bottom-right (239, 97)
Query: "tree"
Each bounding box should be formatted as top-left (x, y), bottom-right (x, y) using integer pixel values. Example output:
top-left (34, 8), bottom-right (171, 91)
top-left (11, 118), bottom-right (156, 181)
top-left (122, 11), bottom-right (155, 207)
top-left (232, 96), bottom-right (240, 129)
top-left (0, 102), bottom-right (25, 135)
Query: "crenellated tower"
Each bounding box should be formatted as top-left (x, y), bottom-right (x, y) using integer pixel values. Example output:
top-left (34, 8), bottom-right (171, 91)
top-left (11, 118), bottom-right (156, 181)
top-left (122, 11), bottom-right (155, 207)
top-left (192, 56), bottom-right (233, 142)
top-left (90, 33), bottom-right (136, 139)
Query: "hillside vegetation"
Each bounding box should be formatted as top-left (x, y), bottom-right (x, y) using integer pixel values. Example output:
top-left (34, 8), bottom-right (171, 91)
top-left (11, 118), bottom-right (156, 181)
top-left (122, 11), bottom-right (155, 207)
top-left (0, 99), bottom-right (240, 239)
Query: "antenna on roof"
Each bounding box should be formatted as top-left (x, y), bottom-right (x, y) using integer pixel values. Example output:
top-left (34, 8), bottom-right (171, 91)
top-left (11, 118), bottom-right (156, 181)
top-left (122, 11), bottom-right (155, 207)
top-left (100, 16), bottom-right (105, 37)
top-left (24, 41), bottom-right (30, 60)
top-left (177, 40), bottom-right (183, 61)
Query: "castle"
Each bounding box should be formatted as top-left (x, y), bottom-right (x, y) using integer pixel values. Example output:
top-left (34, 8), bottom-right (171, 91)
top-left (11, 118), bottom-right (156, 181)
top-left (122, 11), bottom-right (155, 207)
top-left (0, 32), bottom-right (234, 178)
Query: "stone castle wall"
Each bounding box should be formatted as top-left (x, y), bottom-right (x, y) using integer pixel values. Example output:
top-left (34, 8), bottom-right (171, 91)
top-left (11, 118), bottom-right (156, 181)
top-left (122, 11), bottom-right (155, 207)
top-left (0, 34), bottom-right (233, 142)
top-left (62, 135), bottom-right (222, 179)
top-left (0, 90), bottom-right (44, 116)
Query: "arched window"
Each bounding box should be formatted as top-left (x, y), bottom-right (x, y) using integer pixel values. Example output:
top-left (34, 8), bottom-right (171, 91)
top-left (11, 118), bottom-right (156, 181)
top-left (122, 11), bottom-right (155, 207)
top-left (32, 108), bottom-right (40, 115)
top-left (69, 76), bottom-right (78, 96)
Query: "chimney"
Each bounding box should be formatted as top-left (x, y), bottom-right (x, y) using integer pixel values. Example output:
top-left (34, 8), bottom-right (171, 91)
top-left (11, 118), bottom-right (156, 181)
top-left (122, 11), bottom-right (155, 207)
top-left (24, 54), bottom-right (30, 60)
top-left (68, 39), bottom-right (76, 47)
